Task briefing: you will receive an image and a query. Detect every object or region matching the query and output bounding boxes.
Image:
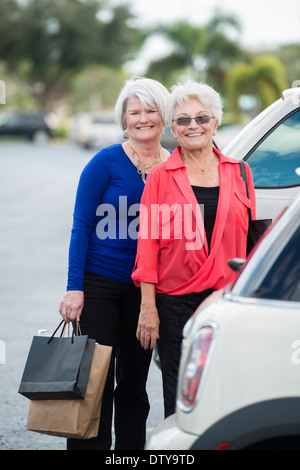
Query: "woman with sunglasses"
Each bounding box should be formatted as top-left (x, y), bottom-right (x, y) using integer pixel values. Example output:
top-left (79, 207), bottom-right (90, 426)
top-left (59, 76), bottom-right (170, 449)
top-left (132, 80), bottom-right (256, 418)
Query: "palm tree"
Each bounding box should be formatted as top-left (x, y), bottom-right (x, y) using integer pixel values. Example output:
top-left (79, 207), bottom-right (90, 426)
top-left (145, 10), bottom-right (246, 90)
top-left (225, 55), bottom-right (288, 120)
top-left (145, 21), bottom-right (207, 86)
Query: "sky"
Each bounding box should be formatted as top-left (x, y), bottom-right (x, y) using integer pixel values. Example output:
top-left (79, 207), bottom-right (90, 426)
top-left (115, 0), bottom-right (300, 73)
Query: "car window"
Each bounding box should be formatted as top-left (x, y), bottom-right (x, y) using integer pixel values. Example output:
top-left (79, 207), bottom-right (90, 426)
top-left (6, 114), bottom-right (23, 126)
top-left (245, 109), bottom-right (300, 188)
top-left (251, 225), bottom-right (300, 301)
top-left (25, 115), bottom-right (43, 126)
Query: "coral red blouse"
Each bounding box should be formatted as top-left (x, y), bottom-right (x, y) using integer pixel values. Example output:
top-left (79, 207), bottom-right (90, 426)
top-left (132, 147), bottom-right (256, 295)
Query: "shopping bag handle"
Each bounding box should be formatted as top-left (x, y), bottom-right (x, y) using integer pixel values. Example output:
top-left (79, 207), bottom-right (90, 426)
top-left (47, 320), bottom-right (81, 344)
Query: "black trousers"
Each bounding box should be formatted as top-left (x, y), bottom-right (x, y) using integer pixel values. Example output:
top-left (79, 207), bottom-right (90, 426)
top-left (67, 271), bottom-right (152, 450)
top-left (156, 289), bottom-right (214, 418)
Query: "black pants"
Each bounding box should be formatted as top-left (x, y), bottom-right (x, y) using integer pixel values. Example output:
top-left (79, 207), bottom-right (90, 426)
top-left (67, 271), bottom-right (152, 450)
top-left (156, 289), bottom-right (214, 418)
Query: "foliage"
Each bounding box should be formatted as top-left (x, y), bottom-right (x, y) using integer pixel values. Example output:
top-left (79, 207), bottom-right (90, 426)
top-left (67, 65), bottom-right (129, 113)
top-left (0, 2), bottom-right (298, 124)
top-left (145, 11), bottom-right (248, 92)
top-left (226, 55), bottom-right (288, 119)
top-left (0, 0), bottom-right (140, 108)
top-left (144, 21), bottom-right (205, 87)
top-left (269, 43), bottom-right (300, 87)
top-left (201, 11), bottom-right (246, 91)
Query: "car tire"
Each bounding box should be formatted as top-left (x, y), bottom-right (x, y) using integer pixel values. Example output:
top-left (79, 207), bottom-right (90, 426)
top-left (32, 130), bottom-right (48, 144)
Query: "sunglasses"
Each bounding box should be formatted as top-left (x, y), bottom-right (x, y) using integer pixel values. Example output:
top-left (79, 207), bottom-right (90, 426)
top-left (173, 115), bottom-right (215, 126)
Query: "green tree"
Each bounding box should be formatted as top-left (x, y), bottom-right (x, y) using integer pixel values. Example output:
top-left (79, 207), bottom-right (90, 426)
top-left (226, 55), bottom-right (288, 120)
top-left (145, 21), bottom-right (207, 86)
top-left (67, 65), bottom-right (129, 112)
top-left (145, 10), bottom-right (246, 92)
top-left (203, 11), bottom-right (247, 92)
top-left (0, 0), bottom-right (140, 108)
top-left (270, 43), bottom-right (300, 87)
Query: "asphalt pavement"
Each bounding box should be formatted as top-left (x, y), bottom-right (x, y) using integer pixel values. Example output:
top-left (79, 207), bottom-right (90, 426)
top-left (0, 141), bottom-right (164, 450)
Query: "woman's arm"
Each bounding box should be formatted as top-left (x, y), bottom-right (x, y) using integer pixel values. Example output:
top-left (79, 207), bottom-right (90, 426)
top-left (67, 150), bottom-right (111, 291)
top-left (132, 170), bottom-right (161, 286)
top-left (136, 282), bottom-right (160, 350)
top-left (60, 150), bottom-right (111, 322)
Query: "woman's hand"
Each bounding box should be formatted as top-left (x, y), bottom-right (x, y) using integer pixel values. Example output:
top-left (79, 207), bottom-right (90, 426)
top-left (59, 290), bottom-right (84, 323)
top-left (136, 303), bottom-right (160, 350)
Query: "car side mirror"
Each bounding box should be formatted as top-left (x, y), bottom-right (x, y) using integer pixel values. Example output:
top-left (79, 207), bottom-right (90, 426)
top-left (227, 258), bottom-right (245, 272)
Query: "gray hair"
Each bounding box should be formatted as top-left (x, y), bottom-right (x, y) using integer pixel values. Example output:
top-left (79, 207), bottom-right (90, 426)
top-left (166, 80), bottom-right (223, 126)
top-left (114, 76), bottom-right (170, 131)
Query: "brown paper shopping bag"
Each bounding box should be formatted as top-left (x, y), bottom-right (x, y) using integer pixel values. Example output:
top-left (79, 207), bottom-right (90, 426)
top-left (26, 343), bottom-right (112, 439)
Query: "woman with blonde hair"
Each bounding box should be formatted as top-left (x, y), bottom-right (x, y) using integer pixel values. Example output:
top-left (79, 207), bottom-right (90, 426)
top-left (59, 76), bottom-right (170, 449)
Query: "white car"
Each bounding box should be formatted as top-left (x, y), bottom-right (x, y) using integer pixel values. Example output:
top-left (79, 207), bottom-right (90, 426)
top-left (69, 111), bottom-right (123, 149)
top-left (146, 88), bottom-right (300, 450)
top-left (221, 87), bottom-right (300, 220)
top-left (146, 188), bottom-right (300, 450)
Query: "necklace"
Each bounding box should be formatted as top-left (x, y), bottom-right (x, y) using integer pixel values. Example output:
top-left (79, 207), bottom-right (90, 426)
top-left (129, 144), bottom-right (162, 183)
top-left (184, 151), bottom-right (214, 171)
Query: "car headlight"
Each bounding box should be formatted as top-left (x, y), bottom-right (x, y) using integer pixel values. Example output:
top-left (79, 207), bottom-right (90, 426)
top-left (177, 323), bottom-right (217, 412)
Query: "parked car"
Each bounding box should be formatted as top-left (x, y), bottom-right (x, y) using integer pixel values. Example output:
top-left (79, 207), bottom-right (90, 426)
top-left (153, 86), bottom-right (300, 364)
top-left (0, 111), bottom-right (58, 143)
top-left (69, 112), bottom-right (123, 149)
top-left (146, 187), bottom-right (300, 450)
top-left (221, 87), bottom-right (300, 220)
top-left (215, 123), bottom-right (243, 150)
top-left (160, 125), bottom-right (178, 151)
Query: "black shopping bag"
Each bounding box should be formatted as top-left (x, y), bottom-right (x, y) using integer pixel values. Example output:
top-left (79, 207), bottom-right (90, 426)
top-left (246, 218), bottom-right (272, 255)
top-left (18, 321), bottom-right (95, 400)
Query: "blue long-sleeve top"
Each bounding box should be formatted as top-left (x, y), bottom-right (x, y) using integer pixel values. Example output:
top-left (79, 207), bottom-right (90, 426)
top-left (67, 144), bottom-right (147, 290)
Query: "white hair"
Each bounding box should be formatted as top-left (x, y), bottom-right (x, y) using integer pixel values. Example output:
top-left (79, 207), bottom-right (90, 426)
top-left (165, 80), bottom-right (223, 126)
top-left (114, 76), bottom-right (170, 130)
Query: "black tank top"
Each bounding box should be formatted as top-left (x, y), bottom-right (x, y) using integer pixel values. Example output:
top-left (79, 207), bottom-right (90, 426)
top-left (191, 185), bottom-right (219, 252)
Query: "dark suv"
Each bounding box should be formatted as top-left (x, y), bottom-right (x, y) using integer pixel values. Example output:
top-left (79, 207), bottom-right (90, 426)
top-left (0, 112), bottom-right (58, 142)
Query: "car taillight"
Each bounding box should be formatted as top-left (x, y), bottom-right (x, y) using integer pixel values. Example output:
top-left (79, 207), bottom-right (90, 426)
top-left (178, 325), bottom-right (215, 412)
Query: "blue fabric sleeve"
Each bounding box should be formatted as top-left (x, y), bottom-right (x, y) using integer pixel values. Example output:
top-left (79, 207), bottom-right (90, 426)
top-left (67, 149), bottom-right (112, 290)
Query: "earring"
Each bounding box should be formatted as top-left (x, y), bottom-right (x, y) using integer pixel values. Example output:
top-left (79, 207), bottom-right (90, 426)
top-left (123, 128), bottom-right (129, 138)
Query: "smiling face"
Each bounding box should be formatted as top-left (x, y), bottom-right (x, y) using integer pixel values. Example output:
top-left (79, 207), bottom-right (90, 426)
top-left (125, 95), bottom-right (164, 145)
top-left (171, 97), bottom-right (218, 153)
